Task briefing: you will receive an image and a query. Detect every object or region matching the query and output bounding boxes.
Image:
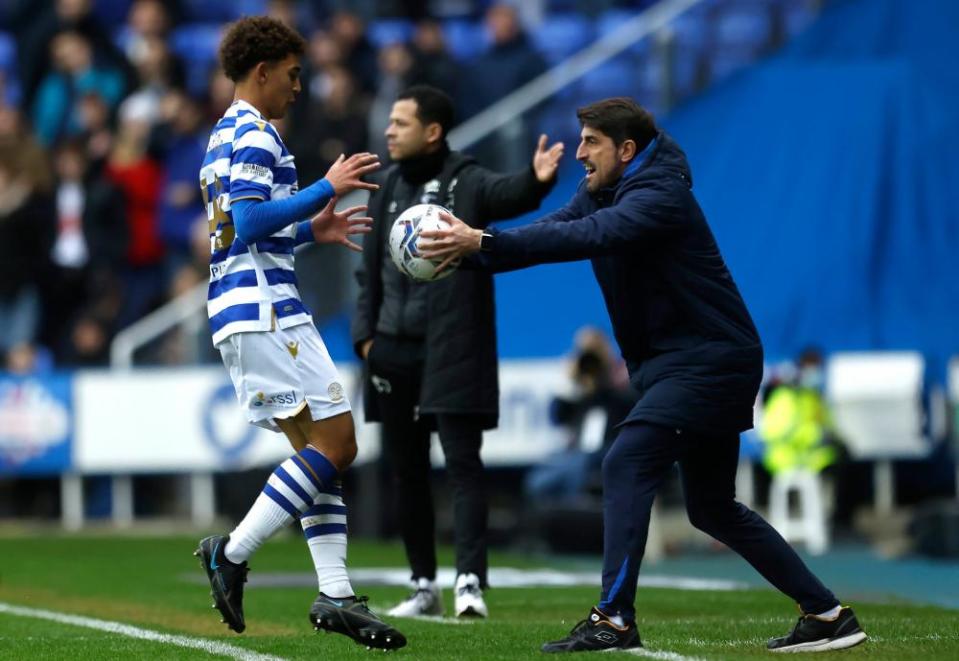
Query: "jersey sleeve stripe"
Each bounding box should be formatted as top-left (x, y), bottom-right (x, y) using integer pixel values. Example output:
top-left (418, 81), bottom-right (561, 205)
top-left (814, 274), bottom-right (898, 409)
top-left (228, 179), bottom-right (272, 201)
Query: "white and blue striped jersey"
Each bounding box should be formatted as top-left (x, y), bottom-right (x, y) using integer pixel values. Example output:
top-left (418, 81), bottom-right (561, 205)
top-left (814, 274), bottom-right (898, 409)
top-left (200, 100), bottom-right (311, 346)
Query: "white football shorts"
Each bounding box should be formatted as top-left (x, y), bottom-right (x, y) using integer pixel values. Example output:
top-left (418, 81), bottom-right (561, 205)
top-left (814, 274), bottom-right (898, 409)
top-left (218, 322), bottom-right (351, 431)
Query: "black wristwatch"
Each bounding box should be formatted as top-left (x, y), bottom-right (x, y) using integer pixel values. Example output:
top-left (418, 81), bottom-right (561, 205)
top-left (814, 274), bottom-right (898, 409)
top-left (479, 231), bottom-right (495, 252)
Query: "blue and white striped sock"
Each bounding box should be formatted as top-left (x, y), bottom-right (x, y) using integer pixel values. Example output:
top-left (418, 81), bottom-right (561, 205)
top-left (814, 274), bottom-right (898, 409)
top-left (300, 480), bottom-right (354, 597)
top-left (224, 445), bottom-right (338, 564)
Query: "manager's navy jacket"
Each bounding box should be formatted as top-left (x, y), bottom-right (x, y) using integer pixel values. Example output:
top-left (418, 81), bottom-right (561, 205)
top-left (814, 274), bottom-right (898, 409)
top-left (477, 131), bottom-right (763, 434)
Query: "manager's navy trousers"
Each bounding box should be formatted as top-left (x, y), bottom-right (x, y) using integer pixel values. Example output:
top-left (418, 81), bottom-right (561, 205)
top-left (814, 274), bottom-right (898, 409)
top-left (598, 422), bottom-right (839, 621)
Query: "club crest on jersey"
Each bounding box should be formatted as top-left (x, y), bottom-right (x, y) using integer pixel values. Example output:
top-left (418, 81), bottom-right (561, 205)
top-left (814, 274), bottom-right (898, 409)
top-left (328, 382), bottom-right (345, 403)
top-left (420, 178), bottom-right (441, 203)
top-left (286, 341), bottom-right (299, 358)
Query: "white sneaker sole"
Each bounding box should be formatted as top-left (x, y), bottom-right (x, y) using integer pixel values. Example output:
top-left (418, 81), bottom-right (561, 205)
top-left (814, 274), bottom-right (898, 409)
top-left (769, 631), bottom-right (867, 653)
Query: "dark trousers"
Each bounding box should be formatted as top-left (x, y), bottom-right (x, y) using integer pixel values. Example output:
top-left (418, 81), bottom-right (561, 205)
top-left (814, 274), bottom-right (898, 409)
top-left (599, 422), bottom-right (839, 620)
top-left (369, 335), bottom-right (489, 586)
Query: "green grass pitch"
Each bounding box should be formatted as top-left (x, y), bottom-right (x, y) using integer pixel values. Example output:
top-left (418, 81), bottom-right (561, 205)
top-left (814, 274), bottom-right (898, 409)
top-left (0, 534), bottom-right (956, 659)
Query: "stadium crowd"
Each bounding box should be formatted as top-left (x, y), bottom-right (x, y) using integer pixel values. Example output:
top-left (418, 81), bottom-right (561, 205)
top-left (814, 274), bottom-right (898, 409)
top-left (0, 0), bottom-right (811, 374)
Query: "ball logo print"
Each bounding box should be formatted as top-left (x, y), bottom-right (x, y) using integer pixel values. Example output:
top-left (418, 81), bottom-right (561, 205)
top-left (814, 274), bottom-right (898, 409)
top-left (388, 203), bottom-right (461, 282)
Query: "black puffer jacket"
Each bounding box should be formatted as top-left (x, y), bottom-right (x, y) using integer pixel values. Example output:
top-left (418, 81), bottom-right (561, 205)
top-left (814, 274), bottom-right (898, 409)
top-left (353, 149), bottom-right (554, 429)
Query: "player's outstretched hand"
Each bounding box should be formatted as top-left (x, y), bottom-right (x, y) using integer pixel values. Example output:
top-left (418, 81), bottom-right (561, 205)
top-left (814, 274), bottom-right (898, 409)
top-left (324, 152), bottom-right (380, 195)
top-left (532, 133), bottom-right (564, 183)
top-left (309, 198), bottom-right (372, 252)
top-left (418, 210), bottom-right (483, 273)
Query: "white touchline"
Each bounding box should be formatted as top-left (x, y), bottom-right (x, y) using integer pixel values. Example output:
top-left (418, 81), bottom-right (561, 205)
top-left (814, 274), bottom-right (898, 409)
top-left (0, 602), bottom-right (288, 661)
top-left (609, 647), bottom-right (705, 661)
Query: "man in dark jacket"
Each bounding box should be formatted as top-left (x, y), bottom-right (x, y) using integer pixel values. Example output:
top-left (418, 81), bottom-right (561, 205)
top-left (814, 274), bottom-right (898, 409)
top-left (421, 97), bottom-right (867, 654)
top-left (351, 85), bottom-right (563, 619)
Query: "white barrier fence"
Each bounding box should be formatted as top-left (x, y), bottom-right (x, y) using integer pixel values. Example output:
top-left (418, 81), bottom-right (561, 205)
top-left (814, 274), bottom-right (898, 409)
top-left (1, 360), bottom-right (569, 529)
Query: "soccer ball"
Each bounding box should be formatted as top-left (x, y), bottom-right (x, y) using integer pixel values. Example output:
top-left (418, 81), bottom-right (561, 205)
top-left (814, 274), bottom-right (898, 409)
top-left (388, 203), bottom-right (460, 282)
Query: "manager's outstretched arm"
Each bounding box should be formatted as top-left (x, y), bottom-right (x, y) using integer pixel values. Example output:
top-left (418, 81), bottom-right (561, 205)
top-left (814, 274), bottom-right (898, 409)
top-left (420, 186), bottom-right (684, 273)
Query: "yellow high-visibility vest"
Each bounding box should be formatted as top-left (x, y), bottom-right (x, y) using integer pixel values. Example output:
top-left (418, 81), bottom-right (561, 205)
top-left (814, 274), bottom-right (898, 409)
top-left (759, 386), bottom-right (837, 474)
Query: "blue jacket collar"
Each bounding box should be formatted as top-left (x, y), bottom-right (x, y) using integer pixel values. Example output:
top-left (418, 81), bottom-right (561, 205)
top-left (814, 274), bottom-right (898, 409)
top-left (621, 136), bottom-right (658, 180)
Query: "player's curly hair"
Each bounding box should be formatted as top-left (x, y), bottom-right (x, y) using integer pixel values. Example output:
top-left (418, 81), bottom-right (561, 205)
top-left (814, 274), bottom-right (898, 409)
top-left (219, 16), bottom-right (306, 82)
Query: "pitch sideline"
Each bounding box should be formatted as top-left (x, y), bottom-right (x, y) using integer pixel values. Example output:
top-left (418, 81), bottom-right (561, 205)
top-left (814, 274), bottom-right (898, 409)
top-left (0, 601), bottom-right (287, 661)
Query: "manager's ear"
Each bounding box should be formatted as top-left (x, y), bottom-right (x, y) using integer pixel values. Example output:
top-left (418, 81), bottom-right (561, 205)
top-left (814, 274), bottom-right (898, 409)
top-left (619, 139), bottom-right (637, 164)
top-left (424, 121), bottom-right (443, 146)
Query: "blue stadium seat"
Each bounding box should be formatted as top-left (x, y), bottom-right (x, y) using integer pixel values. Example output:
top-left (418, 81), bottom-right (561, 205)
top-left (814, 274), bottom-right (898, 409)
top-left (442, 19), bottom-right (488, 62)
top-left (715, 2), bottom-right (774, 54)
top-left (775, 0), bottom-right (816, 37)
top-left (181, 0), bottom-right (266, 22)
top-left (576, 57), bottom-right (642, 103)
top-left (669, 9), bottom-right (712, 50)
top-left (171, 24), bottom-right (224, 95)
top-left (0, 30), bottom-right (19, 106)
top-left (530, 14), bottom-right (594, 64)
top-left (596, 9), bottom-right (649, 56)
top-left (367, 18), bottom-right (414, 49)
top-left (92, 0), bottom-right (134, 24)
top-left (0, 31), bottom-right (15, 75)
top-left (112, 25), bottom-right (135, 55)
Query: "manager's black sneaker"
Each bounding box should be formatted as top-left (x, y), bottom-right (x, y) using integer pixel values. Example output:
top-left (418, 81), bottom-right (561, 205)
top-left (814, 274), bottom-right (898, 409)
top-left (767, 607), bottom-right (867, 653)
top-left (309, 593), bottom-right (407, 650)
top-left (542, 607), bottom-right (642, 653)
top-left (194, 535), bottom-right (248, 634)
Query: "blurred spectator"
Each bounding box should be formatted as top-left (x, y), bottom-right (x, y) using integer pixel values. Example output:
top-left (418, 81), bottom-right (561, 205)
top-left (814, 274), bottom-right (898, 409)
top-left (150, 89), bottom-right (209, 281)
top-left (408, 19), bottom-right (460, 99)
top-left (760, 347), bottom-right (841, 476)
top-left (119, 33), bottom-right (186, 129)
top-left (0, 143), bottom-right (55, 372)
top-left (75, 91), bottom-right (116, 164)
top-left (267, 0), bottom-right (315, 32)
top-left (524, 327), bottom-right (636, 504)
top-left (32, 30), bottom-right (126, 147)
top-left (328, 10), bottom-right (378, 93)
top-left (291, 65), bottom-right (369, 184)
top-left (40, 139), bottom-right (127, 363)
top-left (62, 309), bottom-right (115, 366)
top-left (759, 347), bottom-right (861, 528)
top-left (16, 0), bottom-right (132, 110)
top-left (105, 111), bottom-right (166, 330)
top-left (122, 0), bottom-right (180, 61)
top-left (0, 106), bottom-right (54, 192)
top-left (468, 4), bottom-right (547, 171)
top-left (205, 67), bottom-right (235, 122)
top-left (368, 43), bottom-right (414, 158)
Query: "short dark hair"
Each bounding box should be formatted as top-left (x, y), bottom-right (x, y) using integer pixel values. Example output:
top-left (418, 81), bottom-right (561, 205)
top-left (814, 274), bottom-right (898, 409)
top-left (396, 85), bottom-right (455, 138)
top-left (576, 97), bottom-right (657, 150)
top-left (219, 16), bottom-right (306, 82)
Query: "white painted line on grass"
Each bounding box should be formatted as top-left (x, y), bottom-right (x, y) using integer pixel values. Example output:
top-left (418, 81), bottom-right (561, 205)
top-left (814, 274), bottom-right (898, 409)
top-left (0, 602), bottom-right (287, 661)
top-left (228, 567), bottom-right (747, 591)
top-left (610, 647), bottom-right (704, 661)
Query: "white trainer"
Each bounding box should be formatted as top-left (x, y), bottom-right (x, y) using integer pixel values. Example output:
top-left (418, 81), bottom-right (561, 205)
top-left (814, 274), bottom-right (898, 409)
top-left (387, 577), bottom-right (444, 617)
top-left (454, 572), bottom-right (488, 618)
